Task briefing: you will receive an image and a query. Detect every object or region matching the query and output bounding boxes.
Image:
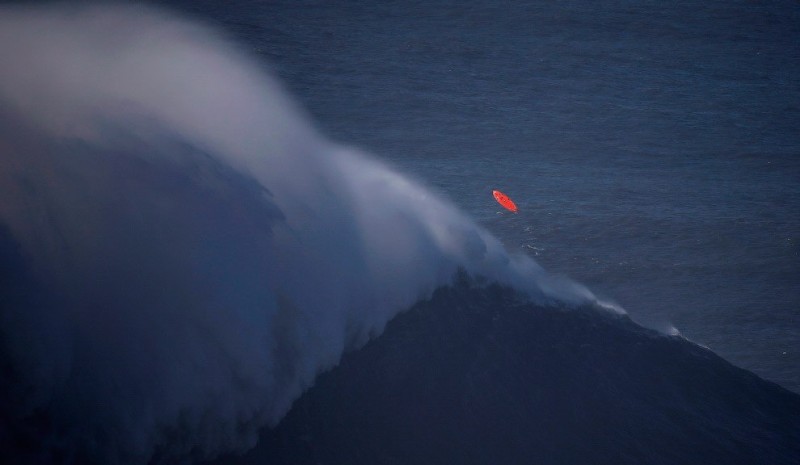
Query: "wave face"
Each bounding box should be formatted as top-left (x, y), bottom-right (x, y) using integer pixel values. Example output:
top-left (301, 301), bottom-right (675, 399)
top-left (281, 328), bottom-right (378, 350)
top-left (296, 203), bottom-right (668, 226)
top-left (215, 278), bottom-right (800, 465)
top-left (0, 5), bottom-right (605, 464)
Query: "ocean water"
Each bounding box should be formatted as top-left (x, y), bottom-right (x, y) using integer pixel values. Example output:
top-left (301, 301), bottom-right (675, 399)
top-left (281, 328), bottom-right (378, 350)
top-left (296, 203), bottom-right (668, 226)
top-left (166, 0), bottom-right (800, 392)
top-left (1, 2), bottom-right (799, 464)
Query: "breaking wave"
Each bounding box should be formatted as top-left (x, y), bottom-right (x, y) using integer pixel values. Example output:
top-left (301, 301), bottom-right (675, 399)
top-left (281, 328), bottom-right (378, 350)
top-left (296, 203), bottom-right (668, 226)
top-left (0, 4), bottom-right (609, 464)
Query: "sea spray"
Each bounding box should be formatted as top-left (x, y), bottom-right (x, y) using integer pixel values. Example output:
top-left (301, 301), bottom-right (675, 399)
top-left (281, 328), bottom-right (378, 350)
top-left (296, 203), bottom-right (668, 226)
top-left (0, 4), bottom-right (605, 463)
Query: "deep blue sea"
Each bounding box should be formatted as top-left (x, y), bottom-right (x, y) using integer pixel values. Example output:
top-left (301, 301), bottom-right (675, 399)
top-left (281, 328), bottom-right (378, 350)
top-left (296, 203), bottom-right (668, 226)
top-left (165, 0), bottom-right (800, 391)
top-left (2, 2), bottom-right (799, 463)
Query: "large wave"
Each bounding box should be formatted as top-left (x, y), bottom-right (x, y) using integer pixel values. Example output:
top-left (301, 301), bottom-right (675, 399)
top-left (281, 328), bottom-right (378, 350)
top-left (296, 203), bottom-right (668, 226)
top-left (0, 5), bottom-right (609, 464)
top-left (221, 278), bottom-right (800, 465)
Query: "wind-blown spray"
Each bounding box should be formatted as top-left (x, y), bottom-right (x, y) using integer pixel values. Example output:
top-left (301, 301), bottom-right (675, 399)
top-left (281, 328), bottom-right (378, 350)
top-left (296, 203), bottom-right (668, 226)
top-left (0, 4), bottom-right (605, 464)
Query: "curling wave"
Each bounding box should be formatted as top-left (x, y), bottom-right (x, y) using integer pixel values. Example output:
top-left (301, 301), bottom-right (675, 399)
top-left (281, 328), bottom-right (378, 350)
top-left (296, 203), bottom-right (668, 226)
top-left (0, 4), bottom-right (606, 464)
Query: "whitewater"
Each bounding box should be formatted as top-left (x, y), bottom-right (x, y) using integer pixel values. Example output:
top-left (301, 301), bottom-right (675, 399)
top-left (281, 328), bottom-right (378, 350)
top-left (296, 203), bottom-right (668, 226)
top-left (0, 5), bottom-right (626, 464)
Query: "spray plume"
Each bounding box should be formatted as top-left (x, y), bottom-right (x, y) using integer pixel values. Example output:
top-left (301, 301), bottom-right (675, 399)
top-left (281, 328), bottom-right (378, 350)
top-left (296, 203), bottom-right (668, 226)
top-left (0, 4), bottom-right (605, 463)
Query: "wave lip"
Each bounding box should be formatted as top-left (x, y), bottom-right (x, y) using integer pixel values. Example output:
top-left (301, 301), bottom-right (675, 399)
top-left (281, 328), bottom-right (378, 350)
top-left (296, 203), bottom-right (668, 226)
top-left (0, 4), bottom-right (609, 464)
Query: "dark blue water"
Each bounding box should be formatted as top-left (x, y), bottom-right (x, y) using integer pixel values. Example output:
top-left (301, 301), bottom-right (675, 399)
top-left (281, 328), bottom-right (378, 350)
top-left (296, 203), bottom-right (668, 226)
top-left (210, 278), bottom-right (800, 465)
top-left (163, 0), bottom-right (800, 392)
top-left (1, 3), bottom-right (798, 463)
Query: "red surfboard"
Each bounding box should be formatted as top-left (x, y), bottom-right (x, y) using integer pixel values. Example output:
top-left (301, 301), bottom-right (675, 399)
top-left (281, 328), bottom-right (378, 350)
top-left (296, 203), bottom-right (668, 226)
top-left (492, 190), bottom-right (518, 213)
